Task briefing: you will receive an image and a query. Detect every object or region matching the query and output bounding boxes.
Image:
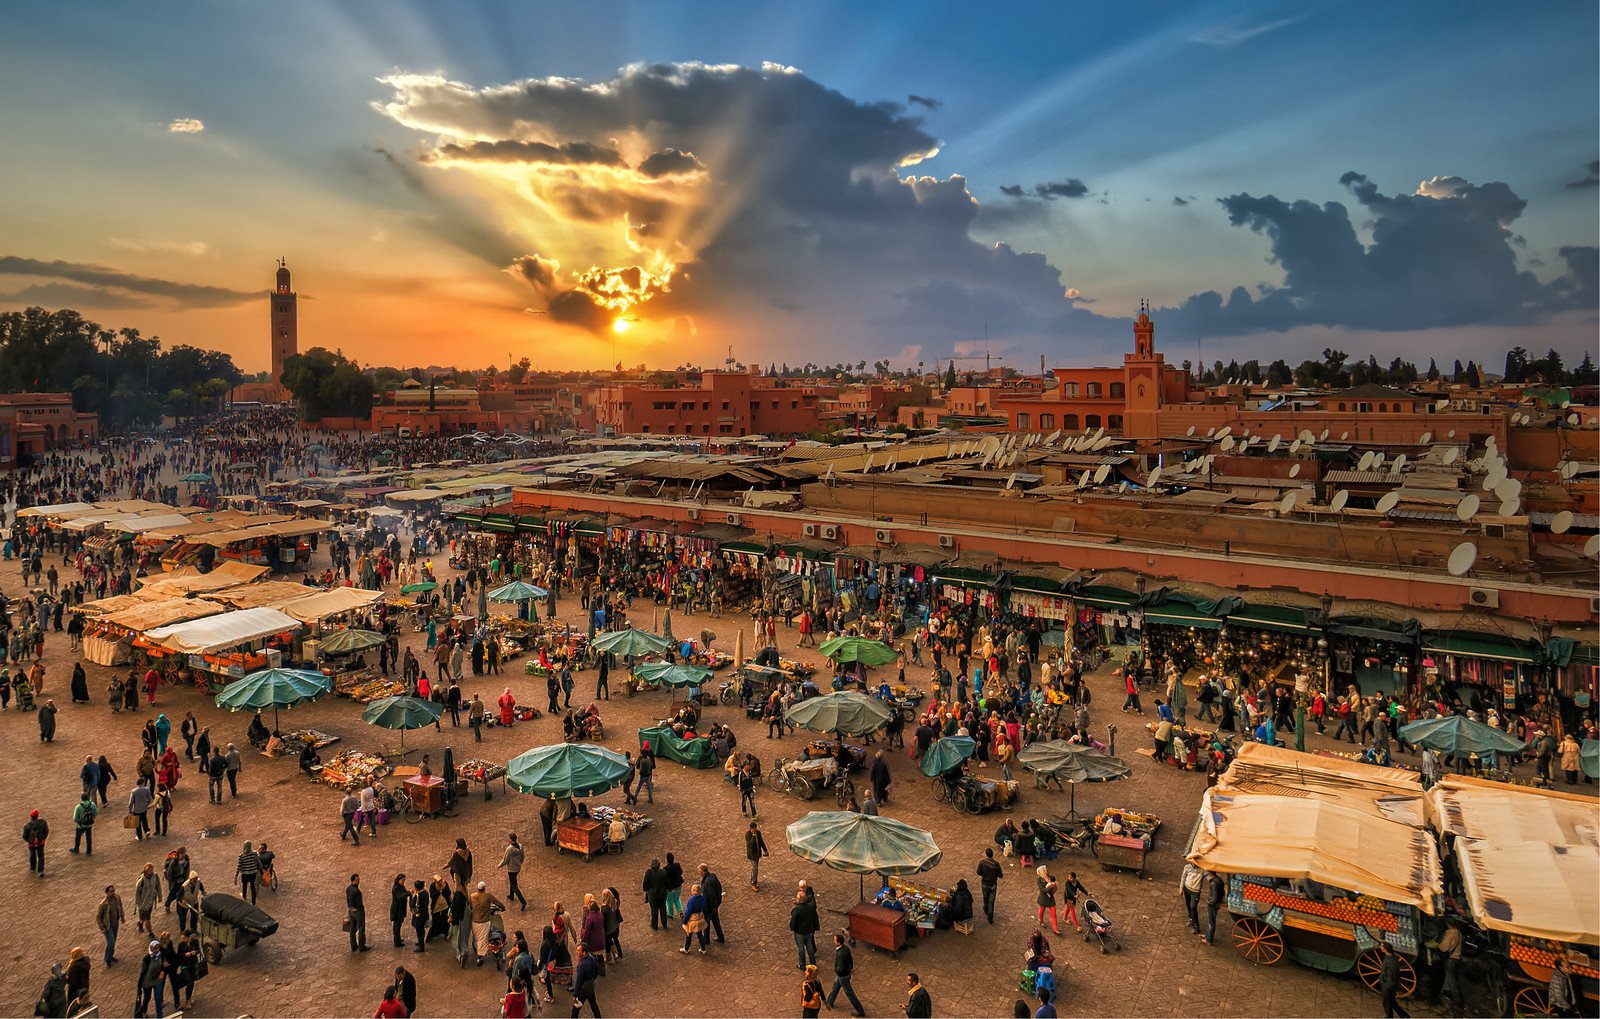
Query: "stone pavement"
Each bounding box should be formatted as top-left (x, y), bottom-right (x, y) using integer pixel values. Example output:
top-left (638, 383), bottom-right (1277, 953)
top-left (0, 540), bottom-right (1468, 1017)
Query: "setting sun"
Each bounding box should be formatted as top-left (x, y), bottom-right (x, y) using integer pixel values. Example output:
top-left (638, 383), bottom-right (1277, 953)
top-left (612, 317), bottom-right (631, 334)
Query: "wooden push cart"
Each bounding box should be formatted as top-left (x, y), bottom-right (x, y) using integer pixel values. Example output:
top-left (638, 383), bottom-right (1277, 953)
top-left (556, 817), bottom-right (605, 859)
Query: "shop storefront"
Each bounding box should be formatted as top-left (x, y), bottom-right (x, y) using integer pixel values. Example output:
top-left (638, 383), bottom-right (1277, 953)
top-left (1420, 631), bottom-right (1543, 715)
top-left (1326, 615), bottom-right (1419, 697)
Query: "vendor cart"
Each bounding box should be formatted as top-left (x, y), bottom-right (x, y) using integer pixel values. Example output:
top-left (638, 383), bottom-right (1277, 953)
top-left (397, 774), bottom-right (459, 822)
top-left (197, 892), bottom-right (279, 964)
top-left (1095, 834), bottom-right (1150, 877)
top-left (847, 901), bottom-right (907, 958)
top-left (934, 773), bottom-right (1018, 814)
top-left (556, 817), bottom-right (605, 860)
top-left (771, 755), bottom-right (838, 800)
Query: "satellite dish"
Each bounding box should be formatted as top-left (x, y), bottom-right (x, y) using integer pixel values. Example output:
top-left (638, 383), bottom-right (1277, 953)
top-left (1206, 428), bottom-right (1216, 438)
top-left (1436, 399), bottom-right (1450, 411)
top-left (1094, 436), bottom-right (1112, 451)
top-left (1340, 431), bottom-right (1349, 441)
top-left (1289, 463), bottom-right (1301, 478)
top-left (1560, 461), bottom-right (1579, 480)
top-left (1148, 467), bottom-right (1162, 488)
top-left (1485, 435), bottom-right (1497, 447)
top-left (1216, 426), bottom-right (1232, 440)
top-left (1299, 430), bottom-right (1315, 443)
top-left (1094, 464), bottom-right (1111, 484)
top-left (1047, 429), bottom-right (1061, 444)
top-left (1493, 478), bottom-right (1521, 503)
top-left (1357, 451), bottom-right (1375, 472)
top-left (1268, 435), bottom-right (1281, 452)
top-left (1330, 490), bottom-right (1349, 512)
top-left (1376, 491), bottom-right (1400, 514)
top-left (1447, 542), bottom-right (1478, 577)
top-left (1456, 494), bottom-right (1480, 521)
top-left (1585, 534), bottom-right (1600, 558)
top-left (1005, 472), bottom-right (1018, 490)
top-left (1279, 490), bottom-right (1299, 514)
top-left (1420, 431), bottom-right (1433, 445)
top-left (1390, 453), bottom-right (1406, 474)
top-left (1446, 429), bottom-right (1456, 439)
top-left (1442, 447), bottom-right (1459, 465)
top-left (1562, 400), bottom-right (1572, 409)
top-left (1320, 429), bottom-right (1330, 440)
top-left (1372, 452), bottom-right (1385, 469)
top-left (1290, 439), bottom-right (1302, 454)
top-left (1498, 496), bottom-right (1520, 517)
top-left (1220, 436), bottom-right (1235, 452)
top-left (1078, 470), bottom-right (1091, 489)
top-left (1568, 413), bottom-right (1582, 426)
top-left (1186, 426), bottom-right (1196, 437)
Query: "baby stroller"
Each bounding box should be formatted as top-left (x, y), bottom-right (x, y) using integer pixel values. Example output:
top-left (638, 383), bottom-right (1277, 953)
top-left (484, 907), bottom-right (507, 970)
top-left (1081, 898), bottom-right (1120, 953)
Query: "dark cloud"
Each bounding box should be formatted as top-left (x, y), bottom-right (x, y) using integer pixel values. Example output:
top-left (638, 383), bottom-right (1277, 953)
top-left (0, 255), bottom-right (257, 308)
top-left (1171, 196), bottom-right (1189, 206)
top-left (0, 282), bottom-right (155, 311)
top-left (999, 184), bottom-right (1025, 197)
top-left (547, 288), bottom-right (612, 332)
top-left (637, 147), bottom-right (704, 177)
top-left (428, 139), bottom-right (624, 166)
top-left (907, 95), bottom-right (941, 110)
top-left (1566, 160), bottom-right (1599, 189)
top-left (1034, 179), bottom-right (1089, 200)
top-left (504, 254), bottom-right (560, 294)
top-left (363, 146), bottom-right (522, 268)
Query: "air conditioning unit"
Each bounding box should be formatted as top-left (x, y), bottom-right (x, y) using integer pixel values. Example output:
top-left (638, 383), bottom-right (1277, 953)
top-left (1590, 596), bottom-right (1600, 615)
top-left (874, 528), bottom-right (894, 544)
top-left (937, 534), bottom-right (955, 548)
top-left (1481, 523), bottom-right (1506, 538)
top-left (726, 512), bottom-right (742, 526)
top-left (819, 525), bottom-right (839, 541)
top-left (686, 507), bottom-right (700, 521)
top-left (1468, 587), bottom-right (1500, 609)
top-left (802, 523), bottom-right (818, 538)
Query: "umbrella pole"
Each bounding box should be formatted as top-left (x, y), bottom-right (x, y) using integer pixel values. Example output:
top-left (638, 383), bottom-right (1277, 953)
top-left (1067, 781), bottom-right (1080, 822)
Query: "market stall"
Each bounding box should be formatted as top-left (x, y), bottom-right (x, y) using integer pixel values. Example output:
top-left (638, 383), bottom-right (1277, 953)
top-left (318, 749), bottom-right (393, 789)
top-left (506, 743), bottom-right (634, 859)
top-left (141, 607), bottom-right (303, 691)
top-left (785, 811), bottom-right (943, 958)
top-left (637, 725), bottom-right (717, 768)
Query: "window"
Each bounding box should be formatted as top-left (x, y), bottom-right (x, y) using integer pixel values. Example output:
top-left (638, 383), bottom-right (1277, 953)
top-left (642, 424), bottom-right (652, 433)
top-left (1086, 414), bottom-right (1101, 428)
top-left (771, 401), bottom-right (779, 409)
top-left (1337, 403), bottom-right (1346, 412)
top-left (702, 402), bottom-right (710, 411)
top-left (666, 424), bottom-right (674, 433)
top-left (1063, 414), bottom-right (1078, 429)
top-left (1063, 382), bottom-right (1079, 397)
top-left (1109, 382), bottom-right (1125, 399)
top-left (681, 401), bottom-right (695, 411)
top-left (1378, 403), bottom-right (1387, 413)
top-left (1016, 413), bottom-right (1031, 430)
top-left (791, 401), bottom-right (798, 409)
top-left (720, 425), bottom-right (733, 433)
top-left (1108, 415), bottom-right (1123, 431)
top-left (1087, 382), bottom-right (1102, 397)
top-left (1039, 414), bottom-right (1055, 429)
top-left (721, 401), bottom-right (730, 410)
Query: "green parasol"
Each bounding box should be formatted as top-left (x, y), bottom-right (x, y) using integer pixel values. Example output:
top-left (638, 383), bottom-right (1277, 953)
top-left (1016, 739), bottom-right (1132, 819)
top-left (317, 628), bottom-right (386, 656)
top-left (487, 581), bottom-right (548, 602)
top-left (919, 735), bottom-right (977, 777)
top-left (400, 581), bottom-right (439, 594)
top-left (1582, 739), bottom-right (1598, 780)
top-left (507, 743), bottom-right (632, 800)
top-left (215, 667), bottom-right (331, 731)
top-left (361, 695), bottom-right (442, 753)
top-left (632, 661), bottom-right (713, 688)
top-left (786, 810), bottom-right (942, 900)
top-left (591, 627), bottom-right (673, 658)
top-left (817, 635), bottom-right (898, 667)
top-left (1398, 715), bottom-right (1528, 766)
top-left (784, 691), bottom-right (895, 738)
top-left (179, 472), bottom-right (212, 483)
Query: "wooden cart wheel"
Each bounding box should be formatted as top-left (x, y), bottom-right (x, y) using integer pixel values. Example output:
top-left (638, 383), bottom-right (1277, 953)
top-left (1512, 986), bottom-right (1552, 1017)
top-left (1231, 917), bottom-right (1284, 966)
top-left (1355, 949), bottom-right (1417, 998)
top-left (794, 776), bottom-right (817, 800)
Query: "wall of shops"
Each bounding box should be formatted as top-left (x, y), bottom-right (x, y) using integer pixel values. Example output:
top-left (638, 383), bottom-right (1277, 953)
top-left (507, 487), bottom-right (1593, 625)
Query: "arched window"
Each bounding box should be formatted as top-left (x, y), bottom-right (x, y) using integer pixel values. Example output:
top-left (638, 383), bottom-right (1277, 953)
top-left (1063, 382), bottom-right (1079, 397)
top-left (1016, 413), bottom-right (1031, 430)
top-left (1337, 403), bottom-right (1346, 412)
top-left (1377, 403), bottom-right (1387, 413)
top-left (1087, 382), bottom-right (1103, 397)
top-left (1039, 413), bottom-right (1055, 430)
top-left (1063, 414), bottom-right (1079, 429)
top-left (1108, 415), bottom-right (1124, 431)
top-left (1085, 414), bottom-right (1101, 428)
top-left (1109, 382), bottom-right (1125, 399)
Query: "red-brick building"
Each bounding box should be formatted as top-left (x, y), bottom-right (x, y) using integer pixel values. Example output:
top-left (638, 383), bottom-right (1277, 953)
top-left (592, 372), bottom-right (825, 436)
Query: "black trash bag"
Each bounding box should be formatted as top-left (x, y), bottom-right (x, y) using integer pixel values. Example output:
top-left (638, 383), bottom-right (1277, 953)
top-left (200, 893), bottom-right (279, 938)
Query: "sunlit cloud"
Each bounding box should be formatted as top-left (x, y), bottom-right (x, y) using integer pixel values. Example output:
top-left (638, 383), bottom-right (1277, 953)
top-left (167, 117), bottom-right (206, 134)
top-left (110, 237), bottom-right (213, 257)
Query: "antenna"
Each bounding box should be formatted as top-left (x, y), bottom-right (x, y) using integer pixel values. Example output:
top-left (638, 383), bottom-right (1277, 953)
top-left (1446, 541), bottom-right (1478, 577)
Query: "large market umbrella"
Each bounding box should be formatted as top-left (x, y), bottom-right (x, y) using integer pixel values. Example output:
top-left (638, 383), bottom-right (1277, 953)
top-left (785, 691), bottom-right (895, 738)
top-left (1582, 739), bottom-right (1599, 780)
top-left (506, 743), bottom-right (632, 799)
top-left (919, 735), bottom-right (977, 777)
top-left (1017, 739), bottom-right (1132, 819)
top-left (591, 627), bottom-right (673, 659)
top-left (1398, 715), bottom-right (1528, 765)
top-left (362, 695), bottom-right (442, 753)
top-left (401, 581), bottom-right (438, 594)
top-left (817, 635), bottom-right (898, 667)
top-left (317, 628), bottom-right (386, 656)
top-left (488, 581), bottom-right (548, 602)
top-left (632, 661), bottom-right (713, 688)
top-left (786, 810), bottom-right (942, 900)
top-left (179, 472), bottom-right (211, 483)
top-left (215, 667), bottom-right (332, 732)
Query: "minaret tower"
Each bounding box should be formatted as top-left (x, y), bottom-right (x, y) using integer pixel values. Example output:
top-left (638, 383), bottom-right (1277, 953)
top-left (1122, 299), bottom-right (1166, 437)
top-left (270, 258), bottom-right (298, 391)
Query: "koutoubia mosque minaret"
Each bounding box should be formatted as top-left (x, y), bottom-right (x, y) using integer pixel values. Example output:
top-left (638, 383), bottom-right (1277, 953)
top-left (270, 258), bottom-right (298, 391)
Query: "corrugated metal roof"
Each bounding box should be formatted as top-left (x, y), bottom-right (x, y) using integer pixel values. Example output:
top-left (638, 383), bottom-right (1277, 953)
top-left (1323, 470), bottom-right (1400, 484)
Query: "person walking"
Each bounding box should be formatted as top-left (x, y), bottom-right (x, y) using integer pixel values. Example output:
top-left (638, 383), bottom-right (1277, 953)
top-left (1059, 870), bottom-right (1088, 933)
top-left (1378, 941), bottom-right (1410, 1018)
top-left (23, 808), bottom-right (48, 876)
top-left (205, 748), bottom-right (226, 804)
top-left (643, 858), bottom-right (669, 931)
top-left (180, 713), bottom-right (197, 760)
top-left (135, 939), bottom-right (166, 1019)
top-left (500, 833), bottom-right (527, 910)
top-left (392, 965), bottom-right (417, 1017)
top-left (662, 852), bottom-right (684, 921)
top-left (224, 743), bottom-right (242, 798)
top-left (698, 864), bottom-right (725, 943)
top-left (341, 787), bottom-right (362, 845)
top-left (38, 698), bottom-right (57, 742)
top-left (977, 847), bottom-right (1004, 924)
top-left (1180, 861), bottom-right (1203, 934)
top-left (128, 781), bottom-right (153, 841)
top-left (738, 764), bottom-right (757, 817)
top-left (236, 841), bottom-right (261, 904)
top-left (869, 751), bottom-right (891, 805)
top-left (469, 881), bottom-right (504, 965)
top-left (134, 864), bottom-right (161, 935)
top-left (745, 820), bottom-right (769, 891)
top-left (903, 972), bottom-right (932, 1018)
top-left (72, 792), bottom-right (98, 856)
top-left (826, 933), bottom-right (866, 1016)
top-left (636, 747), bottom-right (655, 804)
top-left (389, 874), bottom-right (410, 948)
top-left (468, 694), bottom-right (485, 742)
top-left (679, 883), bottom-right (709, 955)
top-left (801, 963), bottom-right (825, 1018)
top-left (1035, 865), bottom-right (1061, 934)
top-left (570, 943), bottom-right (601, 1018)
top-left (96, 885), bottom-right (124, 965)
top-left (789, 887), bottom-right (820, 969)
top-left (1559, 733), bottom-right (1582, 785)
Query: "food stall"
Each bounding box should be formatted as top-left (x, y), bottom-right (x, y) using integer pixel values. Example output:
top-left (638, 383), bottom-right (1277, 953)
top-left (1188, 744), bottom-right (1438, 999)
top-left (140, 607), bottom-right (303, 692)
top-left (637, 726), bottom-right (717, 769)
top-left (318, 749), bottom-right (393, 789)
top-left (1091, 808), bottom-right (1161, 877)
top-left (785, 811), bottom-right (942, 961)
top-left (456, 757), bottom-right (508, 800)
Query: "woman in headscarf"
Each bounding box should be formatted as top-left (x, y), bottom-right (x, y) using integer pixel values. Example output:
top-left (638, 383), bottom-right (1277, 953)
top-left (498, 688), bottom-right (516, 727)
top-left (156, 746), bottom-right (182, 790)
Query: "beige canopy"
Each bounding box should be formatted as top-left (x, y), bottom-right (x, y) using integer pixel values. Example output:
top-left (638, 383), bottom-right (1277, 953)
top-left (145, 607), bottom-right (301, 654)
top-left (209, 580), bottom-right (324, 610)
top-left (1188, 789), bottom-right (1441, 912)
top-left (1427, 776), bottom-right (1599, 847)
top-left (102, 598), bottom-right (224, 632)
top-left (1455, 840), bottom-right (1599, 946)
top-left (278, 586), bottom-right (383, 623)
top-left (1219, 742), bottom-right (1427, 827)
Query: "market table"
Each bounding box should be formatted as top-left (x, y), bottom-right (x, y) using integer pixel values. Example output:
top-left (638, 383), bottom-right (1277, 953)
top-left (457, 759), bottom-right (508, 800)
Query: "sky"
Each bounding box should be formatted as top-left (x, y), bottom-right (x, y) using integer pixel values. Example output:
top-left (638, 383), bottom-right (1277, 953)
top-left (0, 1), bottom-right (1595, 375)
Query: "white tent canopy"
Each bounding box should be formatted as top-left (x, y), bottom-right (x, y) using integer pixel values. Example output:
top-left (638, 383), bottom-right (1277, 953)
top-left (145, 607), bottom-right (301, 654)
top-left (279, 586), bottom-right (383, 623)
